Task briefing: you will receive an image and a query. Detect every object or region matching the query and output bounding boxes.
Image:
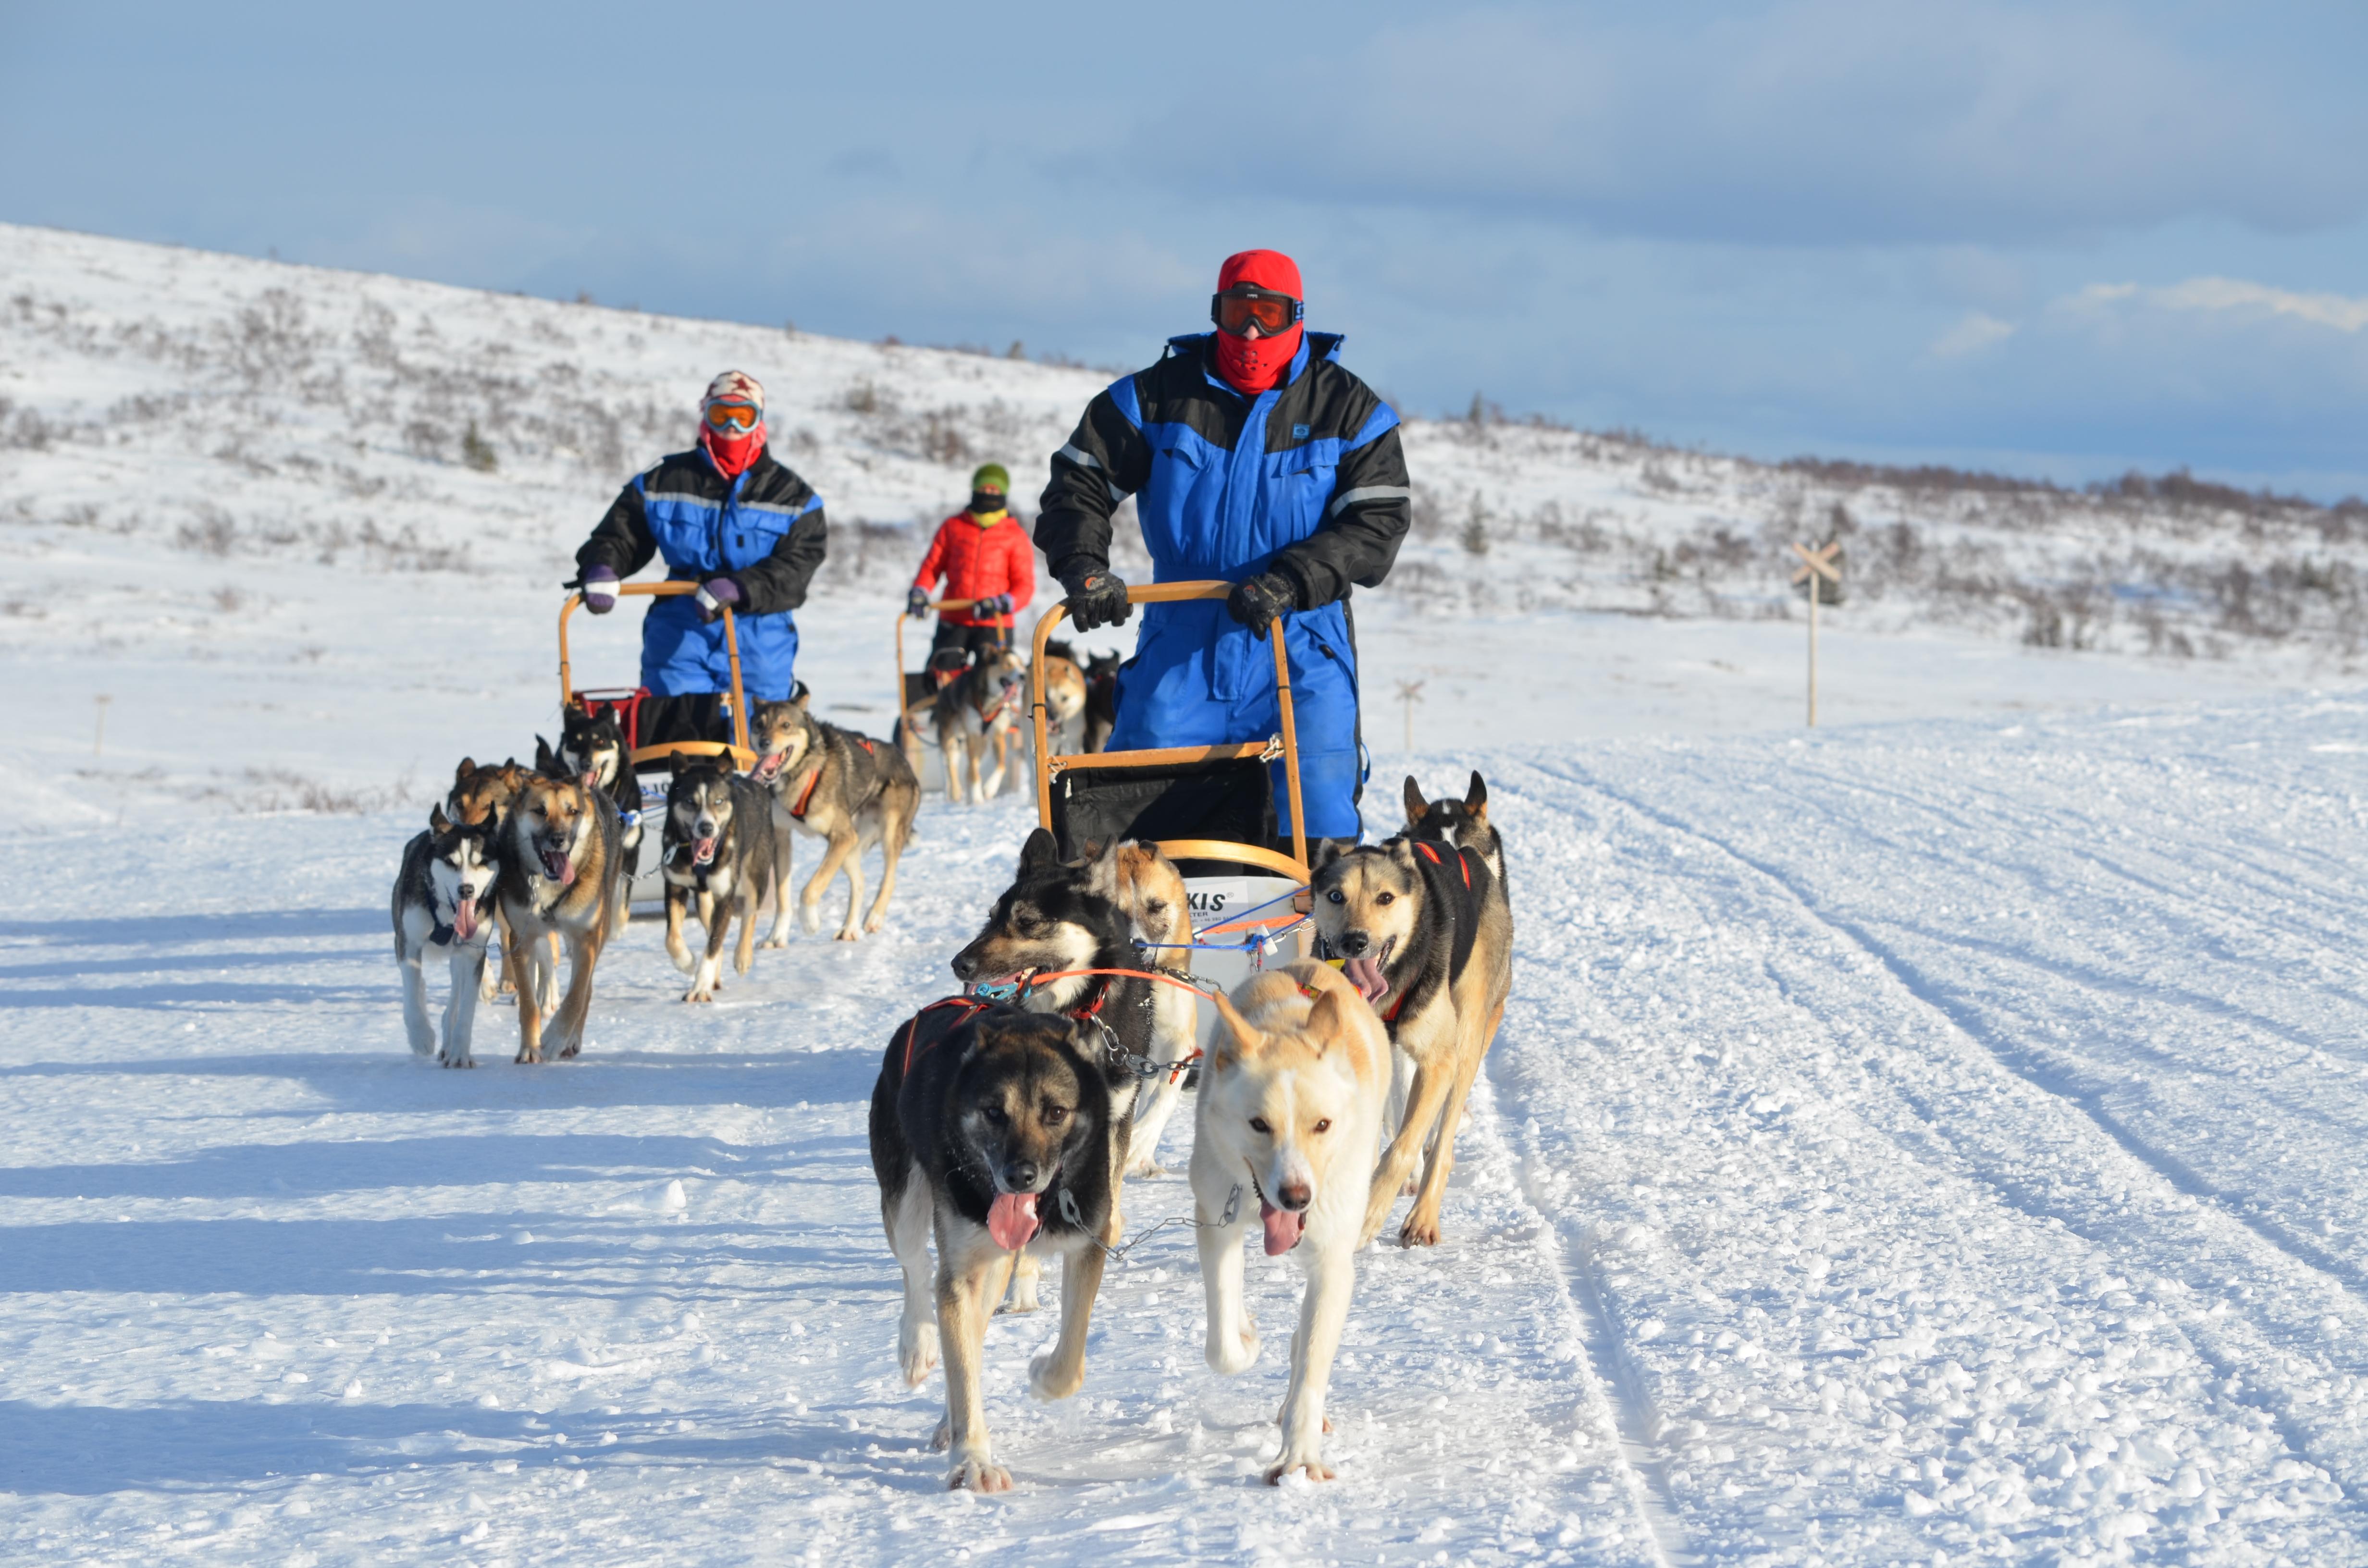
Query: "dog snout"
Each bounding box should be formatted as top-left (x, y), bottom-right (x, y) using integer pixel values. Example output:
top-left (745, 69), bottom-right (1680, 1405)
top-left (457, 883), bottom-right (475, 901)
top-left (1276, 1180), bottom-right (1312, 1212)
top-left (949, 946), bottom-right (980, 982)
top-left (1336, 930), bottom-right (1371, 957)
top-left (694, 816), bottom-right (718, 837)
top-left (1002, 1158), bottom-right (1041, 1192)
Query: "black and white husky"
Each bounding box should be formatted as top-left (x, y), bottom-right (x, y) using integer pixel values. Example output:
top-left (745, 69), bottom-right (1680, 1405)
top-left (392, 804), bottom-right (500, 1066)
top-left (546, 713), bottom-right (643, 928)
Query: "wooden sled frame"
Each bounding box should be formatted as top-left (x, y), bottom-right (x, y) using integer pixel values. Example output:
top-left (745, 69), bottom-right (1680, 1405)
top-left (1030, 580), bottom-right (1310, 886)
top-left (557, 581), bottom-right (756, 771)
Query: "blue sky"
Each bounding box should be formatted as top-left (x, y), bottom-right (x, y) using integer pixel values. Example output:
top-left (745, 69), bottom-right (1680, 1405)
top-left (4, 0), bottom-right (2364, 496)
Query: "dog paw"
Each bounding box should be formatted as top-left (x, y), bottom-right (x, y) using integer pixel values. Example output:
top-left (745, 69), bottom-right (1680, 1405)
top-left (557, 1041), bottom-right (582, 1060)
top-left (760, 933), bottom-right (789, 950)
top-left (948, 1457), bottom-right (1011, 1493)
top-left (898, 1322), bottom-right (940, 1387)
top-left (863, 915), bottom-right (886, 934)
top-left (1121, 1155), bottom-right (1164, 1180)
top-left (683, 988), bottom-right (715, 1004)
top-left (515, 1048), bottom-right (542, 1066)
top-left (1398, 1212), bottom-right (1441, 1249)
top-left (1265, 1456), bottom-right (1335, 1485)
top-left (835, 927), bottom-right (862, 943)
top-left (1207, 1326), bottom-right (1261, 1376)
top-left (1028, 1351), bottom-right (1084, 1402)
top-left (438, 1054), bottom-right (476, 1069)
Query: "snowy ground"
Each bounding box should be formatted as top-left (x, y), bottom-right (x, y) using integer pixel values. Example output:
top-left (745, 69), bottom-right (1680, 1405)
top-left (9, 695), bottom-right (2368, 1564)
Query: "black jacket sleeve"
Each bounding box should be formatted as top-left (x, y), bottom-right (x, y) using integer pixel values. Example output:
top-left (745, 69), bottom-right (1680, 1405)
top-left (1035, 383), bottom-right (1154, 581)
top-left (576, 478), bottom-right (658, 583)
top-left (730, 503), bottom-right (828, 615)
top-left (1269, 421), bottom-right (1412, 609)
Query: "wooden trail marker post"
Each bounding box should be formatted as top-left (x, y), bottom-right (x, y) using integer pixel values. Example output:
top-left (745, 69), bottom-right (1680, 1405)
top-left (1396, 679), bottom-right (1426, 753)
top-left (1790, 542), bottom-right (1842, 727)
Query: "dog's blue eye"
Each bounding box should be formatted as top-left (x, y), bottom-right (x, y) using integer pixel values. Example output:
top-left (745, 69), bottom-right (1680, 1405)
top-left (1326, 890), bottom-right (1344, 904)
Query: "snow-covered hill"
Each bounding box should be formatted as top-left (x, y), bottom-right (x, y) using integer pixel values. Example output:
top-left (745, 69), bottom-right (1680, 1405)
top-left (2, 221), bottom-right (2360, 825)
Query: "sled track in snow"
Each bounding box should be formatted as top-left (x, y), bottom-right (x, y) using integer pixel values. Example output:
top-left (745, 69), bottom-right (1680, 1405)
top-left (1518, 754), bottom-right (2368, 1506)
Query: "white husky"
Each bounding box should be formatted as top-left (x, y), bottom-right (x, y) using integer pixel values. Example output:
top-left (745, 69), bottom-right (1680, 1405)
top-left (1191, 959), bottom-right (1391, 1483)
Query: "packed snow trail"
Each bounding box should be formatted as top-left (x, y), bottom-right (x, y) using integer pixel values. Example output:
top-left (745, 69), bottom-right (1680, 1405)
top-left (7, 695), bottom-right (2368, 1563)
top-left (0, 799), bottom-right (1657, 1566)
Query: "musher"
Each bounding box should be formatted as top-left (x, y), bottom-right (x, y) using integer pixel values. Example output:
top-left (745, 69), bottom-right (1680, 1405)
top-left (1034, 250), bottom-right (1409, 852)
top-left (572, 371), bottom-right (826, 746)
top-left (906, 462), bottom-right (1037, 687)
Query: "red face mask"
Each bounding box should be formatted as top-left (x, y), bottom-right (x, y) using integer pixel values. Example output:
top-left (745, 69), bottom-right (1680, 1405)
top-left (1210, 248), bottom-right (1304, 395)
top-left (699, 420), bottom-right (766, 479)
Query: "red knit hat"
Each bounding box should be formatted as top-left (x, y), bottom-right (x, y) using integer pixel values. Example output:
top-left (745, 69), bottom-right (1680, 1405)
top-left (1211, 249), bottom-right (1304, 395)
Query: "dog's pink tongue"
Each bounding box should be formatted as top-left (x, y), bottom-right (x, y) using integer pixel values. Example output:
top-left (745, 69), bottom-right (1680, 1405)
top-left (452, 901), bottom-right (478, 942)
top-left (753, 754), bottom-right (781, 783)
top-left (987, 1192), bottom-right (1039, 1251)
top-left (1260, 1201), bottom-right (1305, 1256)
top-left (1344, 955), bottom-right (1388, 1004)
top-left (541, 848), bottom-right (575, 884)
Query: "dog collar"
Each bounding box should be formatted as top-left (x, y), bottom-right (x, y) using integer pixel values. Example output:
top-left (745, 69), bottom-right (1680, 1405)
top-left (430, 919), bottom-right (455, 947)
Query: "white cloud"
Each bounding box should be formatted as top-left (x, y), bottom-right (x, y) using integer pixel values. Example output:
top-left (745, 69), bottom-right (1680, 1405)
top-left (1929, 312), bottom-right (2018, 357)
top-left (2064, 277), bottom-right (2368, 333)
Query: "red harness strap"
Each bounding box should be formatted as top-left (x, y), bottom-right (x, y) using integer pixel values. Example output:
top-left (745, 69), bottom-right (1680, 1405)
top-left (900, 997), bottom-right (991, 1076)
top-left (789, 766), bottom-right (822, 820)
top-left (1412, 837), bottom-right (1472, 890)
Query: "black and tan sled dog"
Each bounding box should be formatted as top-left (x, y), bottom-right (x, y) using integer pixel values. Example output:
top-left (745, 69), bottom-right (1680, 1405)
top-left (1310, 772), bottom-right (1514, 1249)
top-left (551, 705), bottom-right (644, 930)
top-left (497, 765), bottom-right (625, 1063)
top-left (659, 758), bottom-right (779, 1003)
top-left (749, 693), bottom-right (920, 943)
top-left (951, 829), bottom-right (1168, 1312)
top-left (869, 1000), bottom-right (1132, 1493)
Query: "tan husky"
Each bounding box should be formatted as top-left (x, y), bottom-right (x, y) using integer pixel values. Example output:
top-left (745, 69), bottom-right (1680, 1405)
top-left (749, 693), bottom-right (921, 942)
top-left (1192, 960), bottom-right (1390, 1483)
top-left (932, 645), bottom-right (1027, 803)
top-left (1093, 841), bottom-right (1199, 1176)
top-left (1310, 808), bottom-right (1513, 1249)
top-left (497, 772), bottom-right (623, 1064)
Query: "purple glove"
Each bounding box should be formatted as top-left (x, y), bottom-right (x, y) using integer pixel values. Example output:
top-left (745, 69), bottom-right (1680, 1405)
top-left (582, 564), bottom-right (619, 614)
top-left (979, 593), bottom-right (1012, 617)
top-left (695, 576), bottom-right (742, 624)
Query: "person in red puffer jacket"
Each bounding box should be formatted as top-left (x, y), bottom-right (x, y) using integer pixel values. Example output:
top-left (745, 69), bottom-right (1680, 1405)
top-left (907, 463), bottom-right (1038, 685)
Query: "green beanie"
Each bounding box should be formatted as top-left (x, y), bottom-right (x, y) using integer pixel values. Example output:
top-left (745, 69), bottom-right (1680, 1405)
top-left (971, 463), bottom-right (1011, 495)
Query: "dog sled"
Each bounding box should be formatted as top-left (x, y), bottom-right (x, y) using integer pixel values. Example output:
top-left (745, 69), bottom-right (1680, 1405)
top-left (893, 597), bottom-right (1018, 795)
top-left (1029, 581), bottom-right (1316, 1051)
top-left (558, 580), bottom-right (758, 908)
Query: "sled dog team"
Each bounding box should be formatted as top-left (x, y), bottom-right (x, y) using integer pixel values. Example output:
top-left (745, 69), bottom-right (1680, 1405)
top-left (874, 772), bottom-right (1511, 1490)
top-left (392, 689), bottom-right (916, 1066)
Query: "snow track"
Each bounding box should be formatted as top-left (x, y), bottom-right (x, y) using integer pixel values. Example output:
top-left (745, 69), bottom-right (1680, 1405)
top-left (9, 695), bottom-right (2368, 1562)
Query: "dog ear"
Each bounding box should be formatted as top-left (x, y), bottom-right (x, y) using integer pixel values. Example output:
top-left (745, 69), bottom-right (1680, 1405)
top-left (1085, 837), bottom-right (1124, 896)
top-left (430, 802), bottom-right (451, 833)
top-left (1018, 827), bottom-right (1060, 876)
top-left (1311, 838), bottom-right (1347, 872)
top-left (1208, 988), bottom-right (1261, 1066)
top-left (454, 757), bottom-right (476, 785)
top-left (791, 683), bottom-right (812, 714)
top-left (1304, 985), bottom-right (1350, 1051)
top-left (533, 735), bottom-right (558, 775)
top-left (1466, 771), bottom-right (1488, 816)
top-left (1404, 775), bottom-right (1429, 823)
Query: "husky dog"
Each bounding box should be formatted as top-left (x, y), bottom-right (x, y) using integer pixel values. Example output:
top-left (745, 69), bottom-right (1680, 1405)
top-left (933, 645), bottom-right (1027, 803)
top-left (748, 693), bottom-right (920, 943)
top-left (1080, 649), bottom-right (1121, 754)
top-left (953, 830), bottom-right (1161, 1313)
top-left (391, 805), bottom-right (501, 1066)
top-left (1405, 771), bottom-right (1506, 894)
top-left (870, 1003), bottom-right (1130, 1493)
top-left (1087, 841), bottom-right (1199, 1177)
top-left (1038, 639), bottom-right (1091, 751)
top-left (497, 769), bottom-right (624, 1063)
top-left (1310, 813), bottom-right (1513, 1249)
top-left (659, 759), bottom-right (779, 1003)
top-left (1193, 960), bottom-right (1391, 1483)
top-left (553, 706), bottom-right (644, 928)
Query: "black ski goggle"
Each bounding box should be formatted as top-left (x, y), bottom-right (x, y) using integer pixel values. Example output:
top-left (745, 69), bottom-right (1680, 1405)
top-left (1211, 284), bottom-right (1303, 337)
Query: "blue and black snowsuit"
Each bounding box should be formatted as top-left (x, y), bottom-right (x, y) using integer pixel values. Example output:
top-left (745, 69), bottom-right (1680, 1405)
top-left (576, 448), bottom-right (826, 705)
top-left (1035, 331), bottom-right (1411, 840)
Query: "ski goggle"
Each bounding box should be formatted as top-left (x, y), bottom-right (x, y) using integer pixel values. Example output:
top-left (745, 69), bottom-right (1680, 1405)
top-left (1211, 284), bottom-right (1303, 337)
top-left (704, 402), bottom-right (760, 432)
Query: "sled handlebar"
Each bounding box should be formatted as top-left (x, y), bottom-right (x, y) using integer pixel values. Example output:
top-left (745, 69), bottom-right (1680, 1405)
top-left (1030, 580), bottom-right (1308, 881)
top-left (557, 582), bottom-right (752, 760)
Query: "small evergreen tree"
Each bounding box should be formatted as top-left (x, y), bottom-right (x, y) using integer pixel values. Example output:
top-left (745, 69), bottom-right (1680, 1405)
top-left (461, 420), bottom-right (497, 473)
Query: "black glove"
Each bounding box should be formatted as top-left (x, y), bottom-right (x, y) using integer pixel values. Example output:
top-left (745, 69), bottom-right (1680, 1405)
top-left (1226, 572), bottom-right (1295, 639)
top-left (1060, 567), bottom-right (1133, 632)
top-left (906, 587), bottom-right (930, 618)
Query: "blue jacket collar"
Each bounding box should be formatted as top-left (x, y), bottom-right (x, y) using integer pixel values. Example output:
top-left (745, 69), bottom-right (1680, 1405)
top-left (1167, 330), bottom-right (1343, 396)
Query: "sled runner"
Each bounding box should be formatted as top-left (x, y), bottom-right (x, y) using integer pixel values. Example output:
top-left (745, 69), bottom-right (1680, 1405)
top-left (1030, 581), bottom-right (1314, 1047)
top-left (558, 580), bottom-right (757, 907)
